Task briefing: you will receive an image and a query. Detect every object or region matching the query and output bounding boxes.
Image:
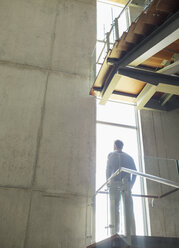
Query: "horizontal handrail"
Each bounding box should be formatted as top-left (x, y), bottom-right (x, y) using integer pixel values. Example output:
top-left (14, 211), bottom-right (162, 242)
top-left (98, 189), bottom-right (179, 199)
top-left (121, 167), bottom-right (179, 188)
top-left (107, 0), bottom-right (133, 39)
top-left (95, 168), bottom-right (120, 195)
top-left (95, 167), bottom-right (179, 196)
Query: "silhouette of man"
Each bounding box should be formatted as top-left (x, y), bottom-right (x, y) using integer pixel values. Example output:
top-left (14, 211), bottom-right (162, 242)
top-left (106, 140), bottom-right (136, 235)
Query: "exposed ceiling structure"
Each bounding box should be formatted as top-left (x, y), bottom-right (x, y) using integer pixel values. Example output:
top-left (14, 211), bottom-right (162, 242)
top-left (90, 0), bottom-right (179, 111)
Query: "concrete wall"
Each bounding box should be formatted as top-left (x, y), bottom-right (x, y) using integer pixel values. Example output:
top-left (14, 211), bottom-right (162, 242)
top-left (0, 0), bottom-right (96, 247)
top-left (140, 109), bottom-right (179, 237)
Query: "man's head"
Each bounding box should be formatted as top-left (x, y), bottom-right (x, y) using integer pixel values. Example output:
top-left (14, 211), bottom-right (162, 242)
top-left (114, 140), bottom-right (124, 151)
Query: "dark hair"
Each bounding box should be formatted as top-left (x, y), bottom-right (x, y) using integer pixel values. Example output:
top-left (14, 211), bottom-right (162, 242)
top-left (114, 140), bottom-right (124, 150)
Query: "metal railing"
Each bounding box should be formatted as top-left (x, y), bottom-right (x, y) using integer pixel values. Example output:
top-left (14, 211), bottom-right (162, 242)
top-left (104, 0), bottom-right (133, 49)
top-left (94, 0), bottom-right (151, 67)
top-left (90, 0), bottom-right (151, 86)
top-left (93, 161), bottom-right (179, 246)
top-left (94, 0), bottom-right (133, 69)
top-left (96, 167), bottom-right (179, 196)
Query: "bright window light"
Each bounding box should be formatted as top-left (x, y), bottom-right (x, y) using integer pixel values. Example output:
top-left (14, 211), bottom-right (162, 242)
top-left (97, 99), bottom-right (136, 126)
top-left (96, 101), bottom-right (145, 241)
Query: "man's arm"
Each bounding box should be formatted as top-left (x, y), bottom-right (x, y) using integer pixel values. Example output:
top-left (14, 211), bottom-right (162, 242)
top-left (131, 158), bottom-right (137, 188)
top-left (106, 153), bottom-right (112, 180)
top-left (106, 152), bottom-right (120, 181)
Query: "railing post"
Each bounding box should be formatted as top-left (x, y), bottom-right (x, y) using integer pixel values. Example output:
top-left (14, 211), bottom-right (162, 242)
top-left (114, 18), bottom-right (119, 40)
top-left (91, 195), bottom-right (96, 243)
top-left (106, 188), bottom-right (109, 236)
top-left (106, 32), bottom-right (110, 52)
top-left (125, 7), bottom-right (131, 30)
top-left (122, 177), bottom-right (131, 246)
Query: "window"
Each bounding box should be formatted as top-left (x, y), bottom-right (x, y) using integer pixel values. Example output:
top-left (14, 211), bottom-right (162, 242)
top-left (96, 100), bottom-right (145, 241)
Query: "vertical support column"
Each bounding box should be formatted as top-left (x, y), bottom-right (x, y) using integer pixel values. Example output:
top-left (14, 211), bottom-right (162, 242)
top-left (106, 32), bottom-right (110, 52)
top-left (106, 189), bottom-right (109, 236)
top-left (91, 196), bottom-right (96, 243)
top-left (90, 44), bottom-right (96, 87)
top-left (122, 178), bottom-right (131, 246)
top-left (114, 18), bottom-right (119, 40)
top-left (86, 197), bottom-right (95, 246)
top-left (125, 7), bottom-right (131, 30)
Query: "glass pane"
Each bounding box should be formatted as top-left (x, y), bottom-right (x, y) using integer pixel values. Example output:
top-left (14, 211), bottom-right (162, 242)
top-left (96, 123), bottom-right (144, 240)
top-left (97, 100), bottom-right (136, 126)
top-left (96, 193), bottom-right (109, 242)
top-left (96, 41), bottom-right (106, 65)
top-left (144, 156), bottom-right (179, 193)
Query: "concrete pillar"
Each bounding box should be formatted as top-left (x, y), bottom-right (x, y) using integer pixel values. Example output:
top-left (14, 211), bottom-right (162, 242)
top-left (0, 0), bottom-right (96, 247)
top-left (140, 109), bottom-right (179, 237)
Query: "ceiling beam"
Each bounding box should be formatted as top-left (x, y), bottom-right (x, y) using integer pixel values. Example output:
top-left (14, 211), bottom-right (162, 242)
top-left (116, 66), bottom-right (179, 86)
top-left (100, 11), bottom-right (179, 104)
top-left (157, 84), bottom-right (179, 95)
top-left (136, 59), bottom-right (179, 109)
top-left (112, 11), bottom-right (179, 67)
top-left (161, 94), bottom-right (173, 106)
top-left (145, 97), bottom-right (179, 111)
top-left (158, 60), bottom-right (179, 75)
top-left (137, 84), bottom-right (157, 109)
top-left (100, 74), bottom-right (122, 105)
top-left (157, 59), bottom-right (179, 106)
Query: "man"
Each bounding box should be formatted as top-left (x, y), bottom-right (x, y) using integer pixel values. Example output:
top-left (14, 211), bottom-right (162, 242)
top-left (106, 140), bottom-right (136, 236)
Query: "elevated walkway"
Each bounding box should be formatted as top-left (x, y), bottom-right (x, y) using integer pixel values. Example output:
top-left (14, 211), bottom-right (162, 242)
top-left (90, 0), bottom-right (179, 111)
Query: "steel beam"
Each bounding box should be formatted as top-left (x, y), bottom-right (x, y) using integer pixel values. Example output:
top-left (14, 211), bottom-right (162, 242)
top-left (145, 96), bottom-right (179, 111)
top-left (116, 66), bottom-right (179, 86)
top-left (159, 60), bottom-right (179, 75)
top-left (100, 73), bottom-right (122, 105)
top-left (100, 11), bottom-right (179, 104)
top-left (104, 66), bottom-right (179, 109)
top-left (138, 85), bottom-right (179, 111)
top-left (136, 59), bottom-right (179, 109)
top-left (108, 11), bottom-right (179, 67)
top-left (137, 85), bottom-right (157, 109)
top-left (153, 60), bottom-right (179, 107)
top-left (157, 84), bottom-right (179, 95)
top-left (144, 99), bottom-right (168, 111)
top-left (161, 93), bottom-right (173, 106)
